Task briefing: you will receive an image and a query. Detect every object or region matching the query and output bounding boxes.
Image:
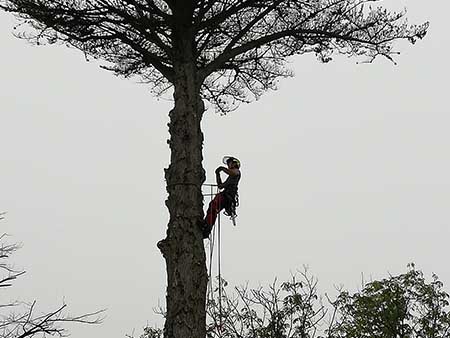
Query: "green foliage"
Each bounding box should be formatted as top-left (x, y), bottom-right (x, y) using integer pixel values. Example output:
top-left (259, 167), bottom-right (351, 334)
top-left (140, 265), bottom-right (450, 338)
top-left (329, 264), bottom-right (450, 338)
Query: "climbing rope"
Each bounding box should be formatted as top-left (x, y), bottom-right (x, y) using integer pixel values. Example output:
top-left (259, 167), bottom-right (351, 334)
top-left (204, 184), bottom-right (224, 334)
top-left (207, 184), bottom-right (216, 300)
top-left (217, 198), bottom-right (223, 332)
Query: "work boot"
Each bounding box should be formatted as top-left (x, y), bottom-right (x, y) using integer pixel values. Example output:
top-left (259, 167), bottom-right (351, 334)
top-left (202, 222), bottom-right (213, 239)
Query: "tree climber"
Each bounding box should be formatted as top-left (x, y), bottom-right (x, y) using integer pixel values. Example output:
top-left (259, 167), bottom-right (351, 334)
top-left (202, 156), bottom-right (241, 239)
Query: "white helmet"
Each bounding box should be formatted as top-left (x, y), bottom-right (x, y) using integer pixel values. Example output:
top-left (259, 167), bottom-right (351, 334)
top-left (222, 156), bottom-right (241, 168)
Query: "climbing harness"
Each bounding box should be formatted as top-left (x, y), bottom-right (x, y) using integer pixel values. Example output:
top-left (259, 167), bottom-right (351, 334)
top-left (223, 192), bottom-right (239, 226)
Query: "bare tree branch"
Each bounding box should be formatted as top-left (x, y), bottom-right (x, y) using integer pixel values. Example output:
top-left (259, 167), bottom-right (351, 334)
top-left (0, 228), bottom-right (104, 338)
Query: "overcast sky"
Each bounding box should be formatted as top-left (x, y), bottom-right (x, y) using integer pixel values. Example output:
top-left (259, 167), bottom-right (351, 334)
top-left (1, 1), bottom-right (449, 337)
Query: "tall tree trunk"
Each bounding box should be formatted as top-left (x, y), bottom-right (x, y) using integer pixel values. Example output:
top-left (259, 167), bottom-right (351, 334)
top-left (158, 55), bottom-right (207, 338)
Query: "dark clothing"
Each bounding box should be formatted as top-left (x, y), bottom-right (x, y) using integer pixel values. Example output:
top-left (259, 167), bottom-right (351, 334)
top-left (219, 170), bottom-right (240, 218)
top-left (222, 172), bottom-right (241, 217)
top-left (221, 171), bottom-right (241, 196)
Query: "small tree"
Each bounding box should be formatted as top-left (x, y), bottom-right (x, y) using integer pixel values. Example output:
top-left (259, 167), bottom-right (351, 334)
top-left (0, 215), bottom-right (103, 338)
top-left (0, 2), bottom-right (429, 338)
top-left (138, 270), bottom-right (327, 338)
top-left (206, 273), bottom-right (327, 338)
top-left (329, 264), bottom-right (450, 338)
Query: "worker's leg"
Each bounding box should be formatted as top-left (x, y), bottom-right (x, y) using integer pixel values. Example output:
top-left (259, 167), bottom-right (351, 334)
top-left (203, 193), bottom-right (224, 238)
top-left (205, 193), bottom-right (224, 226)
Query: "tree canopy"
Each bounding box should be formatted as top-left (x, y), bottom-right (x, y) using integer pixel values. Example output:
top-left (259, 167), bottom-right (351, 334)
top-left (1, 0), bottom-right (428, 112)
top-left (331, 264), bottom-right (450, 338)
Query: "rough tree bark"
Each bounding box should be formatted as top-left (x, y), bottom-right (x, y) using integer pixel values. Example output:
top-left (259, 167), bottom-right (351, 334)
top-left (158, 7), bottom-right (208, 338)
top-left (161, 78), bottom-right (207, 338)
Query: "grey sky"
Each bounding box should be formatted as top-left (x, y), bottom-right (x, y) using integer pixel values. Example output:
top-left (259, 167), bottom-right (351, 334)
top-left (1, 1), bottom-right (449, 337)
